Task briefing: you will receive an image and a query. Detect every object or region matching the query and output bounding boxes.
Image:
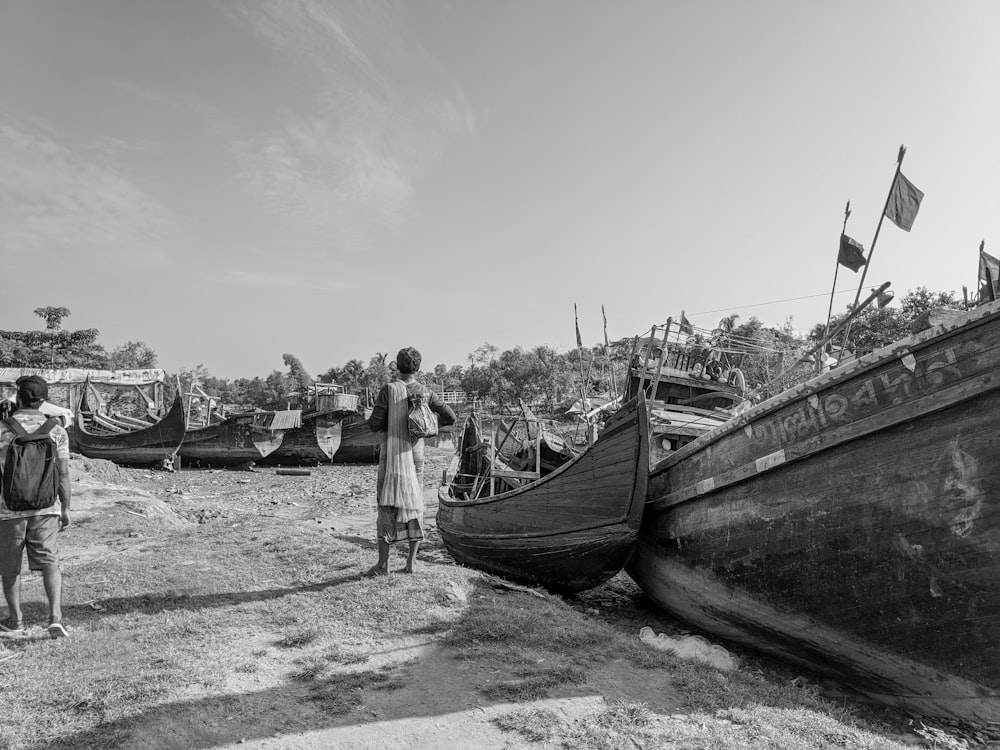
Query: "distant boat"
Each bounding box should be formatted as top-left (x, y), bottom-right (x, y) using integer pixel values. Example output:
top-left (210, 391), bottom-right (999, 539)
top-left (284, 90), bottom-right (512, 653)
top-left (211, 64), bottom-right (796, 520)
top-left (178, 410), bottom-right (300, 468)
top-left (629, 301), bottom-right (1000, 725)
top-left (436, 394), bottom-right (649, 593)
top-left (332, 411), bottom-right (380, 464)
top-left (72, 386), bottom-right (187, 467)
top-left (260, 384), bottom-right (358, 466)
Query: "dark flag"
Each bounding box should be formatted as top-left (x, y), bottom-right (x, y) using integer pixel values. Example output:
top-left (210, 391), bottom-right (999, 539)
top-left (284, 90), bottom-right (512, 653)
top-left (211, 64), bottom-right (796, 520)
top-left (885, 171), bottom-right (924, 231)
top-left (601, 305), bottom-right (610, 351)
top-left (979, 243), bottom-right (999, 303)
top-left (838, 233), bottom-right (866, 272)
top-left (678, 312), bottom-right (694, 335)
top-left (574, 303), bottom-right (583, 348)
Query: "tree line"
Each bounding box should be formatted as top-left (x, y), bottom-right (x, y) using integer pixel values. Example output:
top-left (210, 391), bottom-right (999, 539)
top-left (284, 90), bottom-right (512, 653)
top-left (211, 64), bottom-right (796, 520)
top-left (1, 288), bottom-right (966, 413)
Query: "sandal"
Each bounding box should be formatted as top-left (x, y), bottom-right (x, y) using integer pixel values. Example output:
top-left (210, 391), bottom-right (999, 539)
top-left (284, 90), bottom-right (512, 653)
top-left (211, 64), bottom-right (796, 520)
top-left (0, 618), bottom-right (25, 634)
top-left (47, 621), bottom-right (69, 639)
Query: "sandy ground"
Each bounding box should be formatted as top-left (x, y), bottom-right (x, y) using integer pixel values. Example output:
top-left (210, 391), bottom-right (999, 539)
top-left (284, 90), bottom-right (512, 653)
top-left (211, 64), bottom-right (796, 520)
top-left (56, 448), bottom-right (693, 750)
top-left (42, 448), bottom-right (937, 750)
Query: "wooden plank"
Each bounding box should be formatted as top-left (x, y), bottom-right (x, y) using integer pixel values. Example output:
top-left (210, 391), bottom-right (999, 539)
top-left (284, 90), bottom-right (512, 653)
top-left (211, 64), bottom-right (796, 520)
top-left (492, 469), bottom-right (542, 481)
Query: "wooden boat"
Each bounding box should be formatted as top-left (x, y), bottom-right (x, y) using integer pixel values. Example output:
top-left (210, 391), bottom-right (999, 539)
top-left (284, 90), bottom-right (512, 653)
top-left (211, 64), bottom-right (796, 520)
top-left (629, 300), bottom-right (1000, 725)
top-left (436, 393), bottom-right (649, 593)
top-left (72, 392), bottom-right (187, 467)
top-left (332, 411), bottom-right (380, 464)
top-left (259, 384), bottom-right (358, 466)
top-left (623, 320), bottom-right (747, 465)
top-left (494, 401), bottom-right (581, 475)
top-left (257, 412), bottom-right (343, 466)
top-left (178, 410), bottom-right (300, 468)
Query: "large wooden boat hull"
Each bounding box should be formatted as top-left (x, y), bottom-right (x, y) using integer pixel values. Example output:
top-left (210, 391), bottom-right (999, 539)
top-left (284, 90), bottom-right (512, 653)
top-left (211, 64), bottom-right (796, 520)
top-left (258, 412), bottom-right (343, 466)
top-left (179, 416), bottom-right (286, 468)
top-left (629, 301), bottom-right (1000, 724)
top-left (71, 395), bottom-right (187, 467)
top-left (332, 413), bottom-right (380, 464)
top-left (437, 395), bottom-right (649, 593)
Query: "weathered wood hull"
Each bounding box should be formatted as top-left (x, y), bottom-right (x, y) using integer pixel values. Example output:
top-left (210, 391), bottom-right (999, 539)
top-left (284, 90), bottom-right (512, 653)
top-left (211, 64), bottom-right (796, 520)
top-left (437, 395), bottom-right (649, 593)
top-left (71, 395), bottom-right (187, 467)
top-left (629, 301), bottom-right (1000, 724)
top-left (258, 413), bottom-right (343, 466)
top-left (179, 416), bottom-right (285, 467)
top-left (332, 413), bottom-right (380, 464)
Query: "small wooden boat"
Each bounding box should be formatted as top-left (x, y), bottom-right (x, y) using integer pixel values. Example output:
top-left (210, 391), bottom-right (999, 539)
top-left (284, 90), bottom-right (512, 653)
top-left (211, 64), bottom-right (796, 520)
top-left (332, 411), bottom-right (380, 464)
top-left (629, 300), bottom-right (1000, 725)
top-left (72, 392), bottom-right (187, 467)
top-left (179, 410), bottom-right (300, 468)
top-left (436, 393), bottom-right (649, 593)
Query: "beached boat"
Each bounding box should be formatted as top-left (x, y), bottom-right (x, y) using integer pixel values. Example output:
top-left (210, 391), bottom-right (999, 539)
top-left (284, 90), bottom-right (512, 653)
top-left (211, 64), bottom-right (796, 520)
top-left (179, 410), bottom-right (300, 468)
top-left (259, 384), bottom-right (359, 466)
top-left (629, 300), bottom-right (1000, 724)
top-left (623, 320), bottom-right (748, 465)
top-left (436, 394), bottom-right (649, 593)
top-left (332, 411), bottom-right (380, 464)
top-left (72, 392), bottom-right (187, 467)
top-left (257, 412), bottom-right (343, 466)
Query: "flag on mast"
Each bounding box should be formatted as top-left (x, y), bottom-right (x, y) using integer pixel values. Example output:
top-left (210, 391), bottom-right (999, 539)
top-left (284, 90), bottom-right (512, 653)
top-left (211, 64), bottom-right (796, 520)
top-left (837, 233), bottom-right (866, 272)
top-left (884, 171), bottom-right (924, 231)
top-left (574, 303), bottom-right (583, 348)
top-left (601, 305), bottom-right (610, 350)
top-left (979, 242), bottom-right (998, 303)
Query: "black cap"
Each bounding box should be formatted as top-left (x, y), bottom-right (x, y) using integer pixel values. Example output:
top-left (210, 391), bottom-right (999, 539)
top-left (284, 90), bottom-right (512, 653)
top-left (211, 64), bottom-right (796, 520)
top-left (16, 375), bottom-right (49, 403)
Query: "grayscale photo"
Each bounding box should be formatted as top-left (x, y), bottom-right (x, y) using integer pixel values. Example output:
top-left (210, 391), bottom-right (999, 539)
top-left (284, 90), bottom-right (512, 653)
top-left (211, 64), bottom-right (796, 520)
top-left (1, 2), bottom-right (997, 748)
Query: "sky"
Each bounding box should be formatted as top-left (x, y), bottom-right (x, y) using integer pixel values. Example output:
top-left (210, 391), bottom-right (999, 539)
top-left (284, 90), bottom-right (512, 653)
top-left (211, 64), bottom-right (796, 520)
top-left (2, 1), bottom-right (999, 380)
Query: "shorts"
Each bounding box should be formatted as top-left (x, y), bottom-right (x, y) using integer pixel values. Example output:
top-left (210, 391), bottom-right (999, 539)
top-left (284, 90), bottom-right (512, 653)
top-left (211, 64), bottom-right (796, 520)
top-left (0, 515), bottom-right (60, 576)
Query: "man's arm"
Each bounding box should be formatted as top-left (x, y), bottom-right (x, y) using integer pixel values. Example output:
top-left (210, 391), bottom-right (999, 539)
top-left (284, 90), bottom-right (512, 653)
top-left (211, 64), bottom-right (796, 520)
top-left (53, 426), bottom-right (71, 529)
top-left (57, 458), bottom-right (71, 529)
top-left (428, 392), bottom-right (456, 427)
top-left (366, 386), bottom-right (389, 432)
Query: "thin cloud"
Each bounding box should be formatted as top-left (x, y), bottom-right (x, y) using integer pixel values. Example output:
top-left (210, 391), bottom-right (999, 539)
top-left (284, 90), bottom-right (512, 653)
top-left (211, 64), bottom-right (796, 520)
top-left (222, 0), bottom-right (476, 252)
top-left (0, 116), bottom-right (173, 269)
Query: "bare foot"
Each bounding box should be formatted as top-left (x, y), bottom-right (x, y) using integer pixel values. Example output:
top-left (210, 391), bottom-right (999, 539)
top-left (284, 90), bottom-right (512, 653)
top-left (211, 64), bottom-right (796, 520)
top-left (364, 565), bottom-right (388, 577)
top-left (397, 566), bottom-right (414, 574)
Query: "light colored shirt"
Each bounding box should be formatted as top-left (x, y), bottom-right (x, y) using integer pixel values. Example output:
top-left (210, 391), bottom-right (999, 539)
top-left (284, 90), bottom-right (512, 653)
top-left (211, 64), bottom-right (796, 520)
top-left (0, 409), bottom-right (70, 518)
top-left (2, 398), bottom-right (73, 427)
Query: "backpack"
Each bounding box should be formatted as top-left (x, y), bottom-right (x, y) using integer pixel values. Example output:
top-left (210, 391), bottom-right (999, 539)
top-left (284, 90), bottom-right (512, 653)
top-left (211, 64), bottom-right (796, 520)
top-left (2, 417), bottom-right (60, 512)
top-left (407, 392), bottom-right (439, 439)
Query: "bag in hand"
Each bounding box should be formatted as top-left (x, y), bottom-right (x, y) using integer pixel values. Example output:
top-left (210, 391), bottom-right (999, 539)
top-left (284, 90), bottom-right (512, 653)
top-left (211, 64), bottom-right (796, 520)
top-left (407, 392), bottom-right (438, 439)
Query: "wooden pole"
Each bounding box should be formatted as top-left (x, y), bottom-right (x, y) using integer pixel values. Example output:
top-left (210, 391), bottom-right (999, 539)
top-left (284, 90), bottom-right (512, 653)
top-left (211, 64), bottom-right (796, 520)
top-left (573, 304), bottom-right (592, 443)
top-left (823, 201), bottom-right (853, 357)
top-left (647, 318), bottom-right (672, 402)
top-left (602, 305), bottom-right (618, 399)
top-left (751, 281), bottom-right (892, 400)
top-left (841, 146), bottom-right (906, 353)
top-left (635, 327), bottom-right (656, 399)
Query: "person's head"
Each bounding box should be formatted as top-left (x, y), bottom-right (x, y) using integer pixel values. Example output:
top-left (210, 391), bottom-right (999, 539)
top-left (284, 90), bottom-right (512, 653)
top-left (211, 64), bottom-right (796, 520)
top-left (16, 375), bottom-right (48, 409)
top-left (395, 347), bottom-right (422, 376)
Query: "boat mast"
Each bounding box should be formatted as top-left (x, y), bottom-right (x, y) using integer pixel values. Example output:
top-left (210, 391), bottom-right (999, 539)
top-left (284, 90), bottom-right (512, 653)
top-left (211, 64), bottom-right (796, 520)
top-left (840, 145), bottom-right (906, 353)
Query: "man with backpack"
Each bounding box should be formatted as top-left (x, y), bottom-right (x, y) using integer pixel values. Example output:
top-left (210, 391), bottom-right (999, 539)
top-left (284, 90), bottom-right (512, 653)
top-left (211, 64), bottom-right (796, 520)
top-left (0, 375), bottom-right (71, 638)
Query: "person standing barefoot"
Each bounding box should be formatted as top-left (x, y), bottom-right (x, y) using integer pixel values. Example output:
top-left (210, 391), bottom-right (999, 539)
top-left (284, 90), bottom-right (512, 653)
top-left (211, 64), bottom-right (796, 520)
top-left (364, 347), bottom-right (455, 576)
